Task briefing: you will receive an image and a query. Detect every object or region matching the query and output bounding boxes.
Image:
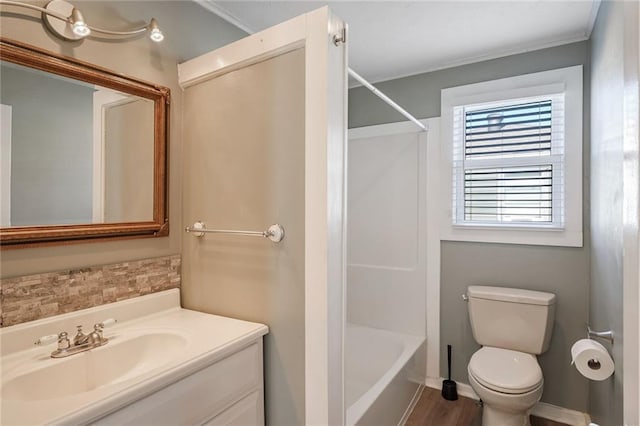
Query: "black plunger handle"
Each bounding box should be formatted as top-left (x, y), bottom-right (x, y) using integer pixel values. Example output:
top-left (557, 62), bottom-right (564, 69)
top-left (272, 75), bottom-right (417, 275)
top-left (447, 344), bottom-right (452, 380)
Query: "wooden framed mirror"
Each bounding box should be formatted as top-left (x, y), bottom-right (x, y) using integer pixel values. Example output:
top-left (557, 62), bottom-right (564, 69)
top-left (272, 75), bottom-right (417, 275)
top-left (0, 38), bottom-right (169, 248)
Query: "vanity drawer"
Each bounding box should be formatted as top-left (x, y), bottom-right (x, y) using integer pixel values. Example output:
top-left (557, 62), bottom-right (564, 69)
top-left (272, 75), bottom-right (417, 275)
top-left (203, 390), bottom-right (263, 426)
top-left (92, 340), bottom-right (263, 425)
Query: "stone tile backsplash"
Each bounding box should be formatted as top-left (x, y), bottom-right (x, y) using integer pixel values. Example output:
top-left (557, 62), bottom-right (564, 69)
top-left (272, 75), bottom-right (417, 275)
top-left (0, 255), bottom-right (180, 327)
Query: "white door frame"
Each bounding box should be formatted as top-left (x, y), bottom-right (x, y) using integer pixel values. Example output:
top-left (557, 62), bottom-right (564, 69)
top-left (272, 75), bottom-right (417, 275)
top-left (91, 90), bottom-right (132, 223)
top-left (178, 7), bottom-right (348, 425)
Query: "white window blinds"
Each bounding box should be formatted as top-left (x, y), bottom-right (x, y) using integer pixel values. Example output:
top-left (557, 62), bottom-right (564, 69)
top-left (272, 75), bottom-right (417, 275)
top-left (452, 94), bottom-right (565, 226)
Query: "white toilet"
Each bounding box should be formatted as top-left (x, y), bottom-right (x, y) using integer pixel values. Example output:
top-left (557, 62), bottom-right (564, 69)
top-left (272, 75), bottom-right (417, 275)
top-left (466, 286), bottom-right (556, 426)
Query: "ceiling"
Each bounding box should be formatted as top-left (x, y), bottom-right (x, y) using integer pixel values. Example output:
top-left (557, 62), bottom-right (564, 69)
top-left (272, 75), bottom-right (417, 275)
top-left (200, 0), bottom-right (600, 84)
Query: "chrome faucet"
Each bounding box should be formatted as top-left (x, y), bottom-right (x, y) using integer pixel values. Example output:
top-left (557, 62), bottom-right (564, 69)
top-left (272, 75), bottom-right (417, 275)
top-left (73, 325), bottom-right (91, 346)
top-left (35, 319), bottom-right (117, 358)
top-left (74, 323), bottom-right (108, 345)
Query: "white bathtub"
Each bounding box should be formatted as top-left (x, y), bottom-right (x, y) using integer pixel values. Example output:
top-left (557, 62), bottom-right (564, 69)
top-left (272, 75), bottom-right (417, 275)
top-left (345, 324), bottom-right (426, 426)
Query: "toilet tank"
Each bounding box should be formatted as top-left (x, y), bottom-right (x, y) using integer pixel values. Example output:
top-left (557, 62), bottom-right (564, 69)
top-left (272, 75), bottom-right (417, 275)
top-left (467, 286), bottom-right (556, 354)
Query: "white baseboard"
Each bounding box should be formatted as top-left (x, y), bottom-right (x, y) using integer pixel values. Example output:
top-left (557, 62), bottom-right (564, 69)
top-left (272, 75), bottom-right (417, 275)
top-left (425, 377), bottom-right (591, 426)
top-left (531, 402), bottom-right (591, 426)
top-left (398, 385), bottom-right (424, 426)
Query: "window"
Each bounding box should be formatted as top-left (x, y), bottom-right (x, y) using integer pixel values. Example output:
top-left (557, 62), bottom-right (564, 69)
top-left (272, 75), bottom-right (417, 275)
top-left (441, 66), bottom-right (583, 247)
top-left (455, 95), bottom-right (564, 226)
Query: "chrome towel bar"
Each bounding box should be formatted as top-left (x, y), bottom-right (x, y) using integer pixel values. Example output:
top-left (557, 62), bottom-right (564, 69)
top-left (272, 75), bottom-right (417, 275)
top-left (185, 221), bottom-right (285, 243)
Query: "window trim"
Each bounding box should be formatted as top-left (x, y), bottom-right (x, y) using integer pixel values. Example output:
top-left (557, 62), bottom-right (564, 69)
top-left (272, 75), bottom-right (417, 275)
top-left (440, 66), bottom-right (583, 247)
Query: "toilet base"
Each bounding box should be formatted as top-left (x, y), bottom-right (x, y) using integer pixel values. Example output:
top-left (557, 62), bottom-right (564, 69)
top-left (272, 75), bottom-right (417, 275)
top-left (468, 370), bottom-right (542, 426)
top-left (482, 404), bottom-right (531, 426)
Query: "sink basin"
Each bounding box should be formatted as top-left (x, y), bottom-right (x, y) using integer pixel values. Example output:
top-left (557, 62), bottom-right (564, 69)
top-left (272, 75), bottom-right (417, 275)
top-left (2, 332), bottom-right (187, 401)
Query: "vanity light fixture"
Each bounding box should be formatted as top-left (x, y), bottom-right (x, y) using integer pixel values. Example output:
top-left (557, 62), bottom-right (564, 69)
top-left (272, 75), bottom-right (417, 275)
top-left (148, 18), bottom-right (164, 43)
top-left (0, 0), bottom-right (164, 42)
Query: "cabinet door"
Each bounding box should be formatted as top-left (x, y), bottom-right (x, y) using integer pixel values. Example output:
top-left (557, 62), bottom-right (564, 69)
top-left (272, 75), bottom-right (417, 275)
top-left (92, 342), bottom-right (262, 426)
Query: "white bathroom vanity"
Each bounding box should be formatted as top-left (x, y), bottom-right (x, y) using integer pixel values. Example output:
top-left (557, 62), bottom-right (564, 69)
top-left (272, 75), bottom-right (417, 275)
top-left (0, 289), bottom-right (268, 425)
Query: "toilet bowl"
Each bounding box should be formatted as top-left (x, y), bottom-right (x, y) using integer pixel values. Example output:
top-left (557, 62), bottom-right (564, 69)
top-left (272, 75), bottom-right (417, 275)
top-left (468, 347), bottom-right (543, 426)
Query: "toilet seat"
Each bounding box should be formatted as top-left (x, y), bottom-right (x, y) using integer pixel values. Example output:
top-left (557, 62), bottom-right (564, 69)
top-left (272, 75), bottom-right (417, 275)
top-left (468, 347), bottom-right (542, 394)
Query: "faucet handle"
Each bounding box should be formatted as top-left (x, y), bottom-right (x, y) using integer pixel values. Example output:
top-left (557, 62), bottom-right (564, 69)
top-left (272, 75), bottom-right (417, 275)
top-left (92, 318), bottom-right (117, 339)
top-left (35, 332), bottom-right (70, 349)
top-left (57, 332), bottom-right (70, 350)
top-left (34, 334), bottom-right (58, 345)
top-left (98, 318), bottom-right (117, 328)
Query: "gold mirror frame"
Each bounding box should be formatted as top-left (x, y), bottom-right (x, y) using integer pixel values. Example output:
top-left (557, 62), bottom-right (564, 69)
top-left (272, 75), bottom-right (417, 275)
top-left (0, 38), bottom-right (170, 249)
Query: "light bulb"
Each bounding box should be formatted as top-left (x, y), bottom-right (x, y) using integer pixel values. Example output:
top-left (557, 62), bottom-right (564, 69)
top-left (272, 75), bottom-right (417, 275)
top-left (70, 8), bottom-right (90, 37)
top-left (72, 21), bottom-right (90, 36)
top-left (148, 18), bottom-right (164, 42)
top-left (150, 28), bottom-right (164, 42)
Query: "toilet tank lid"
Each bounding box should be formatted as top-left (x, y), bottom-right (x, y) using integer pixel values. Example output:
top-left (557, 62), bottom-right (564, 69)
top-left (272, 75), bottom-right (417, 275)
top-left (467, 286), bottom-right (556, 306)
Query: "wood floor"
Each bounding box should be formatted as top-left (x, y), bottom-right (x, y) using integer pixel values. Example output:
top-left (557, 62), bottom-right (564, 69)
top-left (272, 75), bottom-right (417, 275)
top-left (405, 387), bottom-right (570, 426)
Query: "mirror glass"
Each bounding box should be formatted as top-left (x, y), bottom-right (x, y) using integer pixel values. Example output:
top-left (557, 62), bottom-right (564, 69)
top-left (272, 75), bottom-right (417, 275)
top-left (0, 38), bottom-right (168, 248)
top-left (0, 61), bottom-right (155, 227)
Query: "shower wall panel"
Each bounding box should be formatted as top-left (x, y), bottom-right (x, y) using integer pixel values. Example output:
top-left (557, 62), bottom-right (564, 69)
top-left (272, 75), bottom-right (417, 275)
top-left (347, 129), bottom-right (427, 337)
top-left (182, 49), bottom-right (306, 426)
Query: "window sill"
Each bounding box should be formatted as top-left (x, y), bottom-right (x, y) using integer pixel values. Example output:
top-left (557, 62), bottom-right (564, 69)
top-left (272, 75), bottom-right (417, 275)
top-left (452, 223), bottom-right (564, 232)
top-left (442, 225), bottom-right (582, 247)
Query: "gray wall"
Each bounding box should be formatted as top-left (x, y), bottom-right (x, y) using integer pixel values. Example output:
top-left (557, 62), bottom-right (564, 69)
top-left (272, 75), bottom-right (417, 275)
top-left (0, 1), bottom-right (246, 278)
top-left (1, 64), bottom-right (93, 226)
top-left (349, 41), bottom-right (591, 411)
top-left (0, 65), bottom-right (93, 226)
top-left (182, 50), bottom-right (306, 426)
top-left (589, 1), bottom-right (625, 424)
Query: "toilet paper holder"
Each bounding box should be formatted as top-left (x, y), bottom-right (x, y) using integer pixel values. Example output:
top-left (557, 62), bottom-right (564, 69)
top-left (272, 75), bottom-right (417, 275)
top-left (587, 326), bottom-right (614, 344)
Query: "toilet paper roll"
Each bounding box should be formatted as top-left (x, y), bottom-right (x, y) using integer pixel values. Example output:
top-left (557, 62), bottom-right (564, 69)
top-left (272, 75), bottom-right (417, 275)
top-left (571, 339), bottom-right (614, 381)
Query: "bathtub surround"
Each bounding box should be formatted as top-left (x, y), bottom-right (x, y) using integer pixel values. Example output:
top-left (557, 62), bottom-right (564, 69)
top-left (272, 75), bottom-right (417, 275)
top-left (347, 122), bottom-right (429, 338)
top-left (346, 118), bottom-right (441, 410)
top-left (349, 41), bottom-right (591, 413)
top-left (0, 255), bottom-right (180, 327)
